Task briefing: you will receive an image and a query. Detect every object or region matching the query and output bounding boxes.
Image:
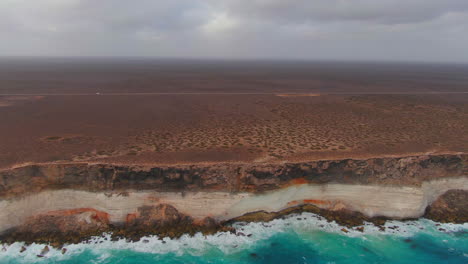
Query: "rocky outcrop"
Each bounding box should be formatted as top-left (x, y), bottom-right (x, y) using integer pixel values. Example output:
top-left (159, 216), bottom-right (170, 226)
top-left (1, 208), bottom-right (110, 245)
top-left (128, 204), bottom-right (189, 227)
top-left (19, 208), bottom-right (110, 233)
top-left (117, 204), bottom-right (226, 241)
top-left (0, 204), bottom-right (228, 246)
top-left (1, 154), bottom-right (466, 198)
top-left (0, 203), bottom-right (396, 246)
top-left (424, 189), bottom-right (468, 223)
top-left (226, 204), bottom-right (388, 228)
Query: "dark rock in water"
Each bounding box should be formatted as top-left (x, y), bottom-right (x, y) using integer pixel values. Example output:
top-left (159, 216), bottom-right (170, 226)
top-left (237, 232), bottom-right (246, 236)
top-left (438, 228), bottom-right (446, 232)
top-left (42, 245), bottom-right (50, 253)
top-left (355, 227), bottom-right (364, 232)
top-left (404, 238), bottom-right (412, 243)
top-left (424, 190), bottom-right (468, 224)
top-left (142, 239), bottom-right (149, 243)
top-left (20, 246), bottom-right (27, 253)
top-left (37, 245), bottom-right (49, 257)
top-left (341, 228), bottom-right (349, 233)
top-left (61, 248), bottom-right (67, 254)
top-left (250, 253), bottom-right (258, 258)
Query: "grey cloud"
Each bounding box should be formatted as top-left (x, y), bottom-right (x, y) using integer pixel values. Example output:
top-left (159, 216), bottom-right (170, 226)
top-left (220, 0), bottom-right (468, 24)
top-left (0, 0), bottom-right (468, 62)
top-left (1, 0), bottom-right (208, 33)
top-left (60, 0), bottom-right (207, 32)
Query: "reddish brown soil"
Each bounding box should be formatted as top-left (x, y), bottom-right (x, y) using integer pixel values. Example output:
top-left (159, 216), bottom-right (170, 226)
top-left (0, 59), bottom-right (467, 169)
top-left (0, 93), bottom-right (466, 169)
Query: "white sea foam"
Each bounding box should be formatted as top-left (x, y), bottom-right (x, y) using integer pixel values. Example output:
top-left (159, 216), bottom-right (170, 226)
top-left (1, 213), bottom-right (466, 263)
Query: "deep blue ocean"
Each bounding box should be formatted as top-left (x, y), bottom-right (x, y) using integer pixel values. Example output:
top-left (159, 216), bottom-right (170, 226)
top-left (1, 213), bottom-right (467, 264)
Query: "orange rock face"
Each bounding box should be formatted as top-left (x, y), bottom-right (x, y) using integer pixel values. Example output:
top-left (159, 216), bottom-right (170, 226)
top-left (18, 208), bottom-right (110, 234)
top-left (126, 213), bottom-right (139, 226)
top-left (290, 178), bottom-right (308, 185)
top-left (303, 199), bottom-right (330, 205)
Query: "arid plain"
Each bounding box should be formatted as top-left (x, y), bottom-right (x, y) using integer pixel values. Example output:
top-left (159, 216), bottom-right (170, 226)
top-left (0, 59), bottom-right (467, 169)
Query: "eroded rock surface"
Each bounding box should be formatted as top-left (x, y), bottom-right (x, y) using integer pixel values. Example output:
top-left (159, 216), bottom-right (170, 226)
top-left (1, 154), bottom-right (466, 198)
top-left (127, 204), bottom-right (191, 227)
top-left (20, 209), bottom-right (109, 233)
top-left (424, 189), bottom-right (468, 223)
top-left (226, 204), bottom-right (388, 228)
top-left (1, 209), bottom-right (110, 245)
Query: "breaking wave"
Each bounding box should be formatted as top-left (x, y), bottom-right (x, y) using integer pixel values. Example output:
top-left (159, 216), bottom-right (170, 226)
top-left (1, 213), bottom-right (467, 263)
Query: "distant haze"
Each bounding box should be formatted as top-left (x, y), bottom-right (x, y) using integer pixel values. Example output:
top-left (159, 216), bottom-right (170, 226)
top-left (1, 0), bottom-right (468, 63)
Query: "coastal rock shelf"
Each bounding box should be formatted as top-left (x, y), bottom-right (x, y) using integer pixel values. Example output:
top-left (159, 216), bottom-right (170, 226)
top-left (0, 154), bottom-right (466, 244)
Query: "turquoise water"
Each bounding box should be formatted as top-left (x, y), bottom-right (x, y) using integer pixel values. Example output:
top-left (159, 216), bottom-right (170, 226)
top-left (1, 213), bottom-right (467, 264)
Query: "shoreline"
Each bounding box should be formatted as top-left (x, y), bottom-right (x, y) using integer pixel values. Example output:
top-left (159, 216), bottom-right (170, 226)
top-left (2, 212), bottom-right (467, 261)
top-left (0, 177), bottom-right (466, 246)
top-left (0, 153), bottom-right (466, 246)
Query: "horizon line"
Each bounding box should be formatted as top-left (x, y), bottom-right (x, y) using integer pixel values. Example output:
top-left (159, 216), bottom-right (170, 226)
top-left (1, 55), bottom-right (468, 66)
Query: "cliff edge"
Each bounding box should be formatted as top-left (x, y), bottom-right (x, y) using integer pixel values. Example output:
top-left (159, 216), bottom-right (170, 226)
top-left (0, 153), bottom-right (466, 246)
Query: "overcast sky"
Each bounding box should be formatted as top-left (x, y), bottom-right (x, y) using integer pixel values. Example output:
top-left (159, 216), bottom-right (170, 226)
top-left (1, 0), bottom-right (468, 62)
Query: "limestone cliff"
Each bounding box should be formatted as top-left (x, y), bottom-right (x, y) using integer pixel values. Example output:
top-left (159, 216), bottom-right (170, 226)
top-left (1, 154), bottom-right (466, 198)
top-left (0, 154), bottom-right (466, 245)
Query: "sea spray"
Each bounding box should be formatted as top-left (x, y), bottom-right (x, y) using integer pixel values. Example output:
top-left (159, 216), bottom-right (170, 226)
top-left (1, 213), bottom-right (467, 264)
